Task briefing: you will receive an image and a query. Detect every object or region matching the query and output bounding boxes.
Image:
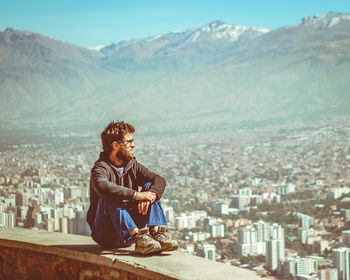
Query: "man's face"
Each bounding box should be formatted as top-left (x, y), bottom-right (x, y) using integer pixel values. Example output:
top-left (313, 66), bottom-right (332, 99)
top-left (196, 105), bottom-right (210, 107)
top-left (116, 133), bottom-right (135, 162)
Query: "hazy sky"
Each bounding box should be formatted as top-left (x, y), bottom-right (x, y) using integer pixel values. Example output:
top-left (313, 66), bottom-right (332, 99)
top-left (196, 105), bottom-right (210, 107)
top-left (1, 0), bottom-right (349, 47)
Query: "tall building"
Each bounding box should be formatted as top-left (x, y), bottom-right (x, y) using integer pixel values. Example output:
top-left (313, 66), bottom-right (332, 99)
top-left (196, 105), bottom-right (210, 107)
top-left (295, 212), bottom-right (315, 228)
top-left (230, 187), bottom-right (253, 209)
top-left (60, 216), bottom-right (68, 234)
top-left (213, 201), bottom-right (229, 215)
top-left (342, 231), bottom-right (350, 246)
top-left (210, 223), bottom-right (225, 238)
top-left (163, 206), bottom-right (175, 223)
top-left (255, 220), bottom-right (271, 242)
top-left (278, 184), bottom-right (296, 195)
top-left (54, 189), bottom-right (64, 205)
top-left (238, 221), bottom-right (284, 259)
top-left (299, 228), bottom-right (314, 244)
top-left (266, 224), bottom-right (285, 271)
top-left (266, 240), bottom-right (278, 270)
top-left (333, 247), bottom-right (350, 280)
top-left (230, 195), bottom-right (249, 209)
top-left (238, 188), bottom-right (252, 196)
top-left (0, 211), bottom-right (15, 228)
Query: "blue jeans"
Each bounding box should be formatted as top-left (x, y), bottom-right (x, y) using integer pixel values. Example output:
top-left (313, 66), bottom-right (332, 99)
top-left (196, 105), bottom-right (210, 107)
top-left (91, 183), bottom-right (168, 248)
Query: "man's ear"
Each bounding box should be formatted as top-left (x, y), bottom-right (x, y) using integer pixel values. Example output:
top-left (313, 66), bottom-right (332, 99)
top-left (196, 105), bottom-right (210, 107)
top-left (112, 141), bottom-right (120, 150)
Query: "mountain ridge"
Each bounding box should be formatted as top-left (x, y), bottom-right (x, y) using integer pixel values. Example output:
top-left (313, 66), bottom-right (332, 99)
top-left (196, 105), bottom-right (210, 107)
top-left (0, 12), bottom-right (349, 134)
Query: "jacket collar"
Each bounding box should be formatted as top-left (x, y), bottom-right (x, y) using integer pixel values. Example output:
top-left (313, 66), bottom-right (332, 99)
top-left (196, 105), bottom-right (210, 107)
top-left (99, 152), bottom-right (135, 173)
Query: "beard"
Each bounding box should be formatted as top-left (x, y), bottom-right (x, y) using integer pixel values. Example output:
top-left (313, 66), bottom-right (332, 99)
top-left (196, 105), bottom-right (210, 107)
top-left (117, 145), bottom-right (134, 163)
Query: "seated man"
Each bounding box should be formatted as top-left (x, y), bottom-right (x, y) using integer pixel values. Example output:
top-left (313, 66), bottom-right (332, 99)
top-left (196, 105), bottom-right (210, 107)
top-left (87, 121), bottom-right (178, 255)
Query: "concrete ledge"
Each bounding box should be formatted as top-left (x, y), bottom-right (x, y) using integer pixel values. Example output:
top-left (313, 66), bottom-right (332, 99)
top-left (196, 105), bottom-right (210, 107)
top-left (0, 228), bottom-right (261, 280)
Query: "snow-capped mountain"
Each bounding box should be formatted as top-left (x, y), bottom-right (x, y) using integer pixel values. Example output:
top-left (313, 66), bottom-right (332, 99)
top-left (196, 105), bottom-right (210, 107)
top-left (298, 12), bottom-right (350, 29)
top-left (97, 21), bottom-right (269, 71)
top-left (100, 21), bottom-right (268, 53)
top-left (1, 12), bottom-right (350, 133)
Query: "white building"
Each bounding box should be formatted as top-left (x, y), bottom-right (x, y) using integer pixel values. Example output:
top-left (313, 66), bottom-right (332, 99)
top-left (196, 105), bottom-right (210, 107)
top-left (238, 187), bottom-right (252, 196)
top-left (318, 269), bottom-right (338, 280)
top-left (63, 186), bottom-right (83, 200)
top-left (175, 214), bottom-right (195, 230)
top-left (328, 187), bottom-right (350, 200)
top-left (188, 231), bottom-right (210, 242)
top-left (60, 216), bottom-right (68, 234)
top-left (213, 201), bottom-right (229, 215)
top-left (333, 247), bottom-right (350, 280)
top-left (210, 223), bottom-right (225, 238)
top-left (0, 211), bottom-right (15, 228)
top-left (238, 221), bottom-right (284, 259)
top-left (54, 188), bottom-right (64, 205)
top-left (34, 212), bottom-right (43, 228)
top-left (266, 239), bottom-right (284, 270)
top-left (197, 243), bottom-right (216, 261)
top-left (295, 212), bottom-right (315, 228)
top-left (266, 224), bottom-right (285, 271)
top-left (280, 256), bottom-right (318, 278)
top-left (191, 210), bottom-right (207, 223)
top-left (278, 184), bottom-right (296, 195)
top-left (261, 192), bottom-right (281, 203)
top-left (230, 195), bottom-right (249, 209)
top-left (163, 206), bottom-right (175, 223)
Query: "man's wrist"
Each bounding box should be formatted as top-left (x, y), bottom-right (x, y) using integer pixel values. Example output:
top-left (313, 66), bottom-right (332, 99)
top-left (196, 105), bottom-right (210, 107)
top-left (133, 191), bottom-right (139, 200)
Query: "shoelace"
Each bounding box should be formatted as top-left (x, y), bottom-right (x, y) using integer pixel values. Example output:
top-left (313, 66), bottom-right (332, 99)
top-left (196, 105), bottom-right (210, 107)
top-left (154, 232), bottom-right (169, 242)
top-left (139, 233), bottom-right (154, 245)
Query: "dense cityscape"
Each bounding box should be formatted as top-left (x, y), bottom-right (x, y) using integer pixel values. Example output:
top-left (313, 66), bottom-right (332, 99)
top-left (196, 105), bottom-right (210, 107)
top-left (1, 116), bottom-right (350, 280)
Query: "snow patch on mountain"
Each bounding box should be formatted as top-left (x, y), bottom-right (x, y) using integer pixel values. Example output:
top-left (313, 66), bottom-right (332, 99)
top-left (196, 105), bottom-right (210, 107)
top-left (87, 45), bottom-right (107, 51)
top-left (189, 21), bottom-right (269, 42)
top-left (298, 12), bottom-right (350, 29)
top-left (97, 20), bottom-right (270, 53)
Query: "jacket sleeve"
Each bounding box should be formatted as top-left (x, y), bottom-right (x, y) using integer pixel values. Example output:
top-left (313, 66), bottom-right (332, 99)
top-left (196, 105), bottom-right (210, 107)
top-left (91, 163), bottom-right (135, 200)
top-left (135, 162), bottom-right (166, 199)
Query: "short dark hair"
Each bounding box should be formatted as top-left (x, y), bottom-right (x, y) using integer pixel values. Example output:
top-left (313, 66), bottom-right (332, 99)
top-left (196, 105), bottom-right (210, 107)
top-left (101, 121), bottom-right (135, 154)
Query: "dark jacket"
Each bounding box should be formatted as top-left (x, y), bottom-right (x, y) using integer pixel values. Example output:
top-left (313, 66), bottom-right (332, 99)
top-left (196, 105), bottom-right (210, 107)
top-left (86, 152), bottom-right (166, 229)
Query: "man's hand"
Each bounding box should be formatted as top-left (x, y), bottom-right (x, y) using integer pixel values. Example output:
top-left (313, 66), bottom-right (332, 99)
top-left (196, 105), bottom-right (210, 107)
top-left (138, 201), bottom-right (150, 215)
top-left (134, 191), bottom-right (156, 215)
top-left (135, 191), bottom-right (156, 203)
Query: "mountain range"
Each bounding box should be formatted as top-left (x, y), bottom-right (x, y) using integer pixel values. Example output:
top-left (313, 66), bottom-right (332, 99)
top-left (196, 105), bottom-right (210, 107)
top-left (0, 12), bottom-right (349, 136)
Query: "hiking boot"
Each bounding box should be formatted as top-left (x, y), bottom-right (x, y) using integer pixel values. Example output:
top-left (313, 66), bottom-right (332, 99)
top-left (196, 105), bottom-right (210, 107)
top-left (150, 226), bottom-right (179, 252)
top-left (133, 227), bottom-right (162, 255)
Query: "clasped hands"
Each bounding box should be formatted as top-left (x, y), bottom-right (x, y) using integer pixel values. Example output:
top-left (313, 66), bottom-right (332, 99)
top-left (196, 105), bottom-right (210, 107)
top-left (134, 191), bottom-right (157, 215)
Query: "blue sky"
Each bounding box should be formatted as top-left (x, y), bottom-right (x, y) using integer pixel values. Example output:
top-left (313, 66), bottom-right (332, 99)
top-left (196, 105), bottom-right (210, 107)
top-left (1, 0), bottom-right (349, 47)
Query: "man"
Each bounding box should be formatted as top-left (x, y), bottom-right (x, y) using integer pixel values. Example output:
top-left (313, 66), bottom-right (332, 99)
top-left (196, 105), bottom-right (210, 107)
top-left (87, 121), bottom-right (178, 255)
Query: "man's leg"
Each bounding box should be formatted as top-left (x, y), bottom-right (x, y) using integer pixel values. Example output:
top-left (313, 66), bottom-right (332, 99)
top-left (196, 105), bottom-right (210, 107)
top-left (131, 182), bottom-right (167, 229)
top-left (91, 198), bottom-right (137, 248)
top-left (92, 198), bottom-right (162, 254)
top-left (132, 183), bottom-right (178, 251)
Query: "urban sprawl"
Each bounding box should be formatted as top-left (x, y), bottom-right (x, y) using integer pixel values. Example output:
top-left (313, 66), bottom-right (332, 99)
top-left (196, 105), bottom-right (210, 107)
top-left (0, 117), bottom-right (350, 280)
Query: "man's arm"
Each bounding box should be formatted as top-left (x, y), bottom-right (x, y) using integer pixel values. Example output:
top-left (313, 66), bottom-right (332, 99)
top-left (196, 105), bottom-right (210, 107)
top-left (91, 163), bottom-right (135, 200)
top-left (135, 162), bottom-right (166, 200)
top-left (133, 191), bottom-right (157, 215)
